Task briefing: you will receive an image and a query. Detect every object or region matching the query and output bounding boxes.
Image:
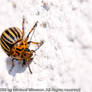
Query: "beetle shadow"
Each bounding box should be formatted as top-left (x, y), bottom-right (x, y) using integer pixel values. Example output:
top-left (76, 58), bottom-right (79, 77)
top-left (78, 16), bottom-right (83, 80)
top-left (6, 57), bottom-right (28, 76)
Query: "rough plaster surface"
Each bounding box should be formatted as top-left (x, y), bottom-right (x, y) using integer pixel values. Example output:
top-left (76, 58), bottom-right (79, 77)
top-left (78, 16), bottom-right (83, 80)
top-left (0, 0), bottom-right (92, 91)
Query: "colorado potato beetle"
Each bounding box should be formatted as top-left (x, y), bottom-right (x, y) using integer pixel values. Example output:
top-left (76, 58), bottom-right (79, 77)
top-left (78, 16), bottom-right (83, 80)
top-left (0, 18), bottom-right (44, 74)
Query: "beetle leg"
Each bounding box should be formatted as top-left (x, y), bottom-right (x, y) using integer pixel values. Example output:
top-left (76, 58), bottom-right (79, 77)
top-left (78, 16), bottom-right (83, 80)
top-left (22, 59), bottom-right (26, 67)
top-left (0, 37), bottom-right (1, 45)
top-left (22, 17), bottom-right (25, 38)
top-left (28, 64), bottom-right (32, 74)
top-left (28, 40), bottom-right (44, 47)
top-left (27, 41), bottom-right (39, 45)
top-left (9, 58), bottom-right (15, 74)
top-left (28, 40), bottom-right (44, 51)
top-left (25, 21), bottom-right (38, 42)
top-left (35, 40), bottom-right (44, 51)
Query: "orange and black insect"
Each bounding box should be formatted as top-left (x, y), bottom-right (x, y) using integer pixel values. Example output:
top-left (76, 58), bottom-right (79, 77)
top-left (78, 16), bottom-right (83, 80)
top-left (0, 18), bottom-right (44, 74)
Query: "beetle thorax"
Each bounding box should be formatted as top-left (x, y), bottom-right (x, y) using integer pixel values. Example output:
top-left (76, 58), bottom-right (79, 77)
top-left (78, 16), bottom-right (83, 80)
top-left (11, 40), bottom-right (33, 61)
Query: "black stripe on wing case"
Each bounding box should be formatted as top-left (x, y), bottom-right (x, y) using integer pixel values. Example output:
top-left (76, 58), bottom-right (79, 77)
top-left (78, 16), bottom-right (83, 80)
top-left (9, 28), bottom-right (18, 38)
top-left (14, 28), bottom-right (20, 38)
top-left (2, 34), bottom-right (13, 43)
top-left (5, 30), bottom-right (15, 40)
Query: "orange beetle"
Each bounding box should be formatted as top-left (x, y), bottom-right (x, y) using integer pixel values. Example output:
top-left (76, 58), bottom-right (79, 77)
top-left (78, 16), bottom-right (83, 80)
top-left (0, 17), bottom-right (44, 74)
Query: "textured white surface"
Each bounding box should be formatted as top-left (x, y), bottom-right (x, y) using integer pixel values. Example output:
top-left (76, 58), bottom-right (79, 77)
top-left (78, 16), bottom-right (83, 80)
top-left (0, 0), bottom-right (92, 91)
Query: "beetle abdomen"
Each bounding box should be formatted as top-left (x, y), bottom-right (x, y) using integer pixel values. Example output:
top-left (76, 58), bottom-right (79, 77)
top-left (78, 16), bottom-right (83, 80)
top-left (1, 27), bottom-right (22, 55)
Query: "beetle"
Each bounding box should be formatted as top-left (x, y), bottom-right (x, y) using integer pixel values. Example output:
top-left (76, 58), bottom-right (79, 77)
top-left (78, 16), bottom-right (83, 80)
top-left (0, 17), bottom-right (44, 74)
